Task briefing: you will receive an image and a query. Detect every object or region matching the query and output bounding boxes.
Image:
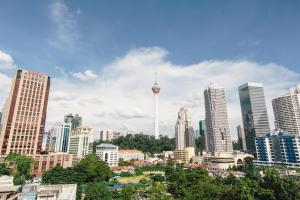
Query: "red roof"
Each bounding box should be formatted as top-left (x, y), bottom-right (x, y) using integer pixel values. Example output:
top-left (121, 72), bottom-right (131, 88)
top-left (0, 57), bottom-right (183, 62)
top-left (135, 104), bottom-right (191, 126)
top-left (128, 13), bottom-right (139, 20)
top-left (118, 149), bottom-right (143, 153)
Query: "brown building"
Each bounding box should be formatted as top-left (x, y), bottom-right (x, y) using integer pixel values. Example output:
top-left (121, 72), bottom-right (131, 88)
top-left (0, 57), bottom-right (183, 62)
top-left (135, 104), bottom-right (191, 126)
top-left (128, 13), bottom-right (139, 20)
top-left (0, 70), bottom-right (50, 155)
top-left (30, 153), bottom-right (78, 177)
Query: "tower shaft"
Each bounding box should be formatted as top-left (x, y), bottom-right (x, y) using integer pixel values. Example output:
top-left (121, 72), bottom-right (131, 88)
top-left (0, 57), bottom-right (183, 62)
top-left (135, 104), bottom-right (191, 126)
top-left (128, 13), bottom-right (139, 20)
top-left (154, 94), bottom-right (159, 139)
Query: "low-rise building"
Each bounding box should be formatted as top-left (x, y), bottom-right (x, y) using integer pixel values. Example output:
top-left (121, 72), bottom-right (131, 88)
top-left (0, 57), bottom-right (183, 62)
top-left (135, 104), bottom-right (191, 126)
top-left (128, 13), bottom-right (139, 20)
top-left (0, 176), bottom-right (14, 187)
top-left (118, 149), bottom-right (144, 161)
top-left (30, 153), bottom-right (77, 176)
top-left (173, 147), bottom-right (195, 163)
top-left (96, 144), bottom-right (118, 167)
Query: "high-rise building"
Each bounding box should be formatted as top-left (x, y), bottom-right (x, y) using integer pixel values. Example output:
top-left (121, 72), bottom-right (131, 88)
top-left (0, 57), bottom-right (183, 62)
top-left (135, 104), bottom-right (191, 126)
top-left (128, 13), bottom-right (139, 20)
top-left (0, 112), bottom-right (2, 125)
top-left (96, 143), bottom-right (118, 167)
top-left (175, 107), bottom-right (195, 150)
top-left (237, 124), bottom-right (247, 152)
top-left (272, 85), bottom-right (300, 135)
top-left (0, 70), bottom-right (50, 155)
top-left (204, 83), bottom-right (233, 153)
top-left (152, 75), bottom-right (160, 139)
top-left (68, 126), bottom-right (93, 159)
top-left (64, 113), bottom-right (82, 129)
top-left (238, 82), bottom-right (270, 153)
top-left (99, 130), bottom-right (120, 141)
top-left (55, 123), bottom-right (72, 153)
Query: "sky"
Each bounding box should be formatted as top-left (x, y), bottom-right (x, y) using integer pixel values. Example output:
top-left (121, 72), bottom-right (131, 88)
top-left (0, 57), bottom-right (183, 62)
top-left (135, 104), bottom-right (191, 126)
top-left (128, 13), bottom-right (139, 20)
top-left (0, 0), bottom-right (300, 139)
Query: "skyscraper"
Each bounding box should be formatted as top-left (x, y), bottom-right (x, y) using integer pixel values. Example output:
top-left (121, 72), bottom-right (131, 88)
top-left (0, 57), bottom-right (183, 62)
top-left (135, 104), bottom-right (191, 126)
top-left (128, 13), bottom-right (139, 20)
top-left (55, 123), bottom-right (72, 153)
top-left (238, 82), bottom-right (270, 153)
top-left (0, 70), bottom-right (50, 155)
top-left (237, 124), bottom-right (247, 152)
top-left (152, 75), bottom-right (160, 139)
top-left (175, 107), bottom-right (195, 150)
top-left (272, 85), bottom-right (300, 135)
top-left (64, 113), bottom-right (82, 129)
top-left (204, 83), bottom-right (233, 153)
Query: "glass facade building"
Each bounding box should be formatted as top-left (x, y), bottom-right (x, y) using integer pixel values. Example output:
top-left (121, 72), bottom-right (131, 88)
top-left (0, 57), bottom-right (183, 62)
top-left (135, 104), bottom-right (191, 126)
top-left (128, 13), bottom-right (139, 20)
top-left (238, 82), bottom-right (270, 153)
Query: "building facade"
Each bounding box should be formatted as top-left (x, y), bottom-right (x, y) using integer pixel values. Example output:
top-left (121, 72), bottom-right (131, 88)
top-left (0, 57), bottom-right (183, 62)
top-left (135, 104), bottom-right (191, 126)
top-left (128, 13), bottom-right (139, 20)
top-left (55, 123), bottom-right (72, 153)
top-left (175, 107), bottom-right (195, 150)
top-left (64, 113), bottom-right (82, 129)
top-left (96, 143), bottom-right (118, 167)
top-left (99, 130), bottom-right (120, 141)
top-left (255, 131), bottom-right (300, 165)
top-left (68, 126), bottom-right (93, 159)
top-left (204, 83), bottom-right (233, 153)
top-left (0, 70), bottom-right (50, 155)
top-left (238, 82), bottom-right (270, 153)
top-left (237, 124), bottom-right (247, 152)
top-left (173, 147), bottom-right (195, 163)
top-left (118, 149), bottom-right (144, 161)
top-left (272, 85), bottom-right (300, 135)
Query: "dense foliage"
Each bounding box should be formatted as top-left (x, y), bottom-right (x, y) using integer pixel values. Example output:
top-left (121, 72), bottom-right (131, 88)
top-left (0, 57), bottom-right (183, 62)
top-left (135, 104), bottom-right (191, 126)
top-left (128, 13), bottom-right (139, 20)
top-left (165, 163), bottom-right (300, 200)
top-left (0, 163), bottom-right (10, 176)
top-left (4, 153), bottom-right (33, 185)
top-left (93, 134), bottom-right (175, 154)
top-left (42, 154), bottom-right (112, 184)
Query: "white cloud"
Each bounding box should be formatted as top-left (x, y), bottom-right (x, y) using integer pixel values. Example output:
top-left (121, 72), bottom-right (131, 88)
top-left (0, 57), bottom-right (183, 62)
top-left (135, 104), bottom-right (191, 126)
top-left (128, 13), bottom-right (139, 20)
top-left (0, 50), bottom-right (16, 70)
top-left (43, 47), bottom-right (300, 139)
top-left (48, 0), bottom-right (79, 48)
top-left (72, 70), bottom-right (98, 81)
top-left (0, 47), bottom-right (297, 139)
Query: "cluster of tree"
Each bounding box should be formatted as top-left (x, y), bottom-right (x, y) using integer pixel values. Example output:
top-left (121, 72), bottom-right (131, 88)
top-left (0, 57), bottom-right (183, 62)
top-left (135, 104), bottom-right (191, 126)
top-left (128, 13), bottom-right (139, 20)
top-left (43, 154), bottom-right (112, 185)
top-left (93, 134), bottom-right (175, 154)
top-left (1, 153), bottom-right (33, 185)
top-left (165, 162), bottom-right (300, 200)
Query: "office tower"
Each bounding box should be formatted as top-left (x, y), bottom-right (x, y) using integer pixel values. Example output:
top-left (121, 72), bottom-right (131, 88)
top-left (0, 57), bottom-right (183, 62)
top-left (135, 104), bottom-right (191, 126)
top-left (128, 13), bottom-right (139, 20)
top-left (175, 107), bottom-right (195, 150)
top-left (99, 130), bottom-right (120, 141)
top-left (237, 124), bottom-right (247, 151)
top-left (204, 83), bottom-right (233, 153)
top-left (55, 123), bottom-right (72, 153)
top-left (0, 70), bottom-right (50, 155)
top-left (68, 126), bottom-right (93, 158)
top-left (272, 85), bottom-right (300, 135)
top-left (64, 113), bottom-right (82, 129)
top-left (96, 143), bottom-right (118, 167)
top-left (238, 82), bottom-right (270, 153)
top-left (152, 75), bottom-right (160, 139)
top-left (0, 112), bottom-right (2, 125)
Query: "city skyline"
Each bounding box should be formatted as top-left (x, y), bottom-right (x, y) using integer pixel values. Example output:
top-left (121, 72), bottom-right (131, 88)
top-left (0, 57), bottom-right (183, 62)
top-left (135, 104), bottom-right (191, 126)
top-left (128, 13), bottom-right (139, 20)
top-left (0, 1), bottom-right (300, 139)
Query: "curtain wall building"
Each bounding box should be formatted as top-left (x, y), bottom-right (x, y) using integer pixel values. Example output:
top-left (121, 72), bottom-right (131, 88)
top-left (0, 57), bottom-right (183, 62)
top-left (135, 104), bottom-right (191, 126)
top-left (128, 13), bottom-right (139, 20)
top-left (272, 85), bottom-right (300, 135)
top-left (175, 107), bottom-right (195, 150)
top-left (204, 83), bottom-right (233, 153)
top-left (0, 70), bottom-right (50, 155)
top-left (55, 123), bottom-right (72, 153)
top-left (238, 82), bottom-right (270, 153)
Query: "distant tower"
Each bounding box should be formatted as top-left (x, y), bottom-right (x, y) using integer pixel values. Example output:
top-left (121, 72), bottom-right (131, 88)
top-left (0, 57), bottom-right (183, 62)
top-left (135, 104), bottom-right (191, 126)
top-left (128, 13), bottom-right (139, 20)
top-left (152, 74), bottom-right (160, 139)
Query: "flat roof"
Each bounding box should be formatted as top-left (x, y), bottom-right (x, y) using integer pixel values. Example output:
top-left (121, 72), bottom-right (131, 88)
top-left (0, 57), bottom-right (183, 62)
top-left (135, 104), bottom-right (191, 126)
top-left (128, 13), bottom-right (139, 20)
top-left (238, 82), bottom-right (263, 90)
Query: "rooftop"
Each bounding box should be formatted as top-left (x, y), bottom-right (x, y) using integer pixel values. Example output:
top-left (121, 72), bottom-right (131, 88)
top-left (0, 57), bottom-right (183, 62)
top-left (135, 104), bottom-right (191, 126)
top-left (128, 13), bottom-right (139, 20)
top-left (97, 143), bottom-right (118, 148)
top-left (119, 149), bottom-right (143, 153)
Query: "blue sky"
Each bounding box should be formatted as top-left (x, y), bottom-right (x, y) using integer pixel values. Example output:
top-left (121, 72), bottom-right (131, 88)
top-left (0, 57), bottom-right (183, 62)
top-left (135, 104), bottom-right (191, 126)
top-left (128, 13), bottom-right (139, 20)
top-left (0, 1), bottom-right (300, 138)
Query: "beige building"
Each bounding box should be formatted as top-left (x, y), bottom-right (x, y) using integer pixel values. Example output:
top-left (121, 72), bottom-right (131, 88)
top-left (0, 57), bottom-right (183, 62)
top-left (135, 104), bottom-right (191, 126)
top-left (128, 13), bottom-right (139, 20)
top-left (99, 130), bottom-right (120, 141)
top-left (0, 70), bottom-right (50, 155)
top-left (173, 147), bottom-right (195, 163)
top-left (118, 149), bottom-right (144, 161)
top-left (68, 126), bottom-right (93, 159)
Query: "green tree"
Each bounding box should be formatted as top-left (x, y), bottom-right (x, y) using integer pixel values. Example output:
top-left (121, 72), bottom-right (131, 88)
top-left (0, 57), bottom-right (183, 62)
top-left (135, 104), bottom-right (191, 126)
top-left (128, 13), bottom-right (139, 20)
top-left (84, 182), bottom-right (112, 200)
top-left (0, 163), bottom-right (11, 176)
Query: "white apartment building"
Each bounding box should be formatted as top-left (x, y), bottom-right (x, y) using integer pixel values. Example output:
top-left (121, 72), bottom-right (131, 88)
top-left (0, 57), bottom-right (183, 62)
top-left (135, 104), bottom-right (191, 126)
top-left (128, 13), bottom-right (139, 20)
top-left (96, 143), bottom-right (118, 167)
top-left (272, 85), bottom-right (300, 135)
top-left (68, 126), bottom-right (93, 159)
top-left (118, 149), bottom-right (144, 161)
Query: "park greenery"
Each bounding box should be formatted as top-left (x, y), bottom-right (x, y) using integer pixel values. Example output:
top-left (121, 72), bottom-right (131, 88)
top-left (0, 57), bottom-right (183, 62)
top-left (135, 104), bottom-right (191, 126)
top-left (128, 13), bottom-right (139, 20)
top-left (0, 153), bottom-right (34, 185)
top-left (93, 134), bottom-right (176, 154)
